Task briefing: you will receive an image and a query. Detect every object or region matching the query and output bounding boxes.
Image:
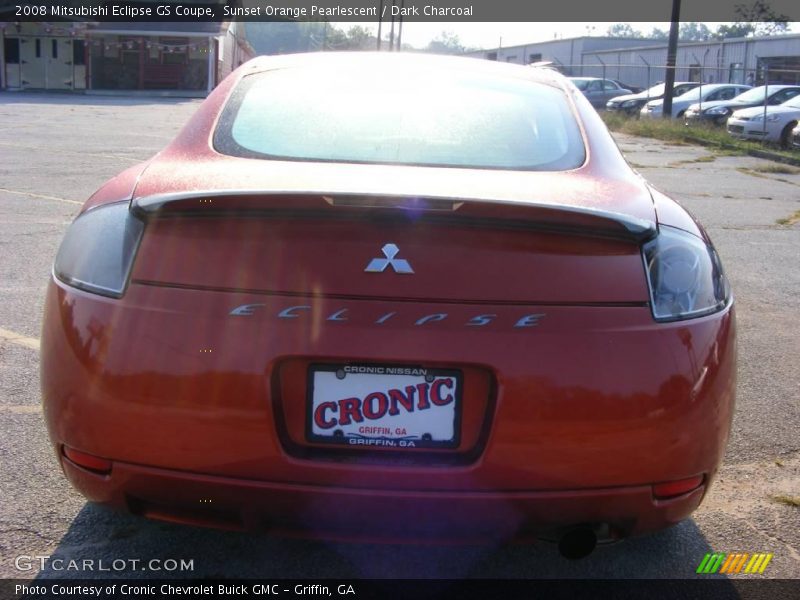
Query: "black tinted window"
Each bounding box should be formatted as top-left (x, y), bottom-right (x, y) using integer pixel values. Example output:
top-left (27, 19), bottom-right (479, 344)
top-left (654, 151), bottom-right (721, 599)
top-left (73, 40), bottom-right (85, 66)
top-left (4, 38), bottom-right (19, 64)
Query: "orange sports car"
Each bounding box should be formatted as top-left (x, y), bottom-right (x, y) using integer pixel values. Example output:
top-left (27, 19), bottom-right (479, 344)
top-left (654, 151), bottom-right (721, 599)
top-left (41, 53), bottom-right (735, 559)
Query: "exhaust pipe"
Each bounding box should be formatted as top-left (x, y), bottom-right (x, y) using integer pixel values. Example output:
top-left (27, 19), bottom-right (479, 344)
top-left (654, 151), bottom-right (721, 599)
top-left (558, 526), bottom-right (598, 560)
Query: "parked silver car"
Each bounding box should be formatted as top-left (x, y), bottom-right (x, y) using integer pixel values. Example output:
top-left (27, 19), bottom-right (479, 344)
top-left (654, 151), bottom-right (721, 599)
top-left (727, 94), bottom-right (800, 147)
top-left (569, 77), bottom-right (632, 109)
top-left (791, 123), bottom-right (800, 149)
top-left (686, 85), bottom-right (800, 126)
top-left (607, 82), bottom-right (700, 116)
top-left (641, 84), bottom-right (752, 119)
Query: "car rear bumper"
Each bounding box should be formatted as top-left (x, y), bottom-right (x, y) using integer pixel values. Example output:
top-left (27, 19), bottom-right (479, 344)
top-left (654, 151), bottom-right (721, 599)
top-left (726, 120), bottom-right (776, 142)
top-left (684, 111), bottom-right (726, 125)
top-left (639, 109), bottom-right (662, 119)
top-left (605, 104), bottom-right (640, 114)
top-left (42, 278), bottom-right (736, 538)
top-left (60, 454), bottom-right (706, 542)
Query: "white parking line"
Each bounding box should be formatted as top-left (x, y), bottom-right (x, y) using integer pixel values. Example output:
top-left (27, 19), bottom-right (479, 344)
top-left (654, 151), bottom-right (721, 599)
top-left (0, 328), bottom-right (42, 413)
top-left (0, 187), bottom-right (82, 206)
top-left (0, 405), bottom-right (41, 414)
top-left (0, 327), bottom-right (41, 351)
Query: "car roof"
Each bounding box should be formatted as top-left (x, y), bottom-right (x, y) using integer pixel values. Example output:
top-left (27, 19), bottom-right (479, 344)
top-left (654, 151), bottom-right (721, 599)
top-left (698, 83), bottom-right (746, 89)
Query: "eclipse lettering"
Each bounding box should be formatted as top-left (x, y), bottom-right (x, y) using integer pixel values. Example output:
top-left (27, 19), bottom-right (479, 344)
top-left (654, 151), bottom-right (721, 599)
top-left (232, 304), bottom-right (545, 328)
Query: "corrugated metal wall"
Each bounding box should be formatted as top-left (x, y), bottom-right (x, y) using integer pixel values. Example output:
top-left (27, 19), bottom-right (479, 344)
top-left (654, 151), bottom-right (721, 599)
top-left (582, 35), bottom-right (800, 88)
top-left (466, 34), bottom-right (800, 89)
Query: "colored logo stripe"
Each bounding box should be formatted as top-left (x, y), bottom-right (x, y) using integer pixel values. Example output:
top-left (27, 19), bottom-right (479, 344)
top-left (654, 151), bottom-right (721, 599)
top-left (697, 553), bottom-right (773, 574)
top-left (697, 553), bottom-right (726, 574)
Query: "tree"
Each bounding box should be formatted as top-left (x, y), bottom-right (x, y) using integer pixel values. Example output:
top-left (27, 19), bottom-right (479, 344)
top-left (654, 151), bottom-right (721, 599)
top-left (714, 1), bottom-right (790, 38)
top-left (679, 22), bottom-right (712, 41)
top-left (714, 23), bottom-right (755, 39)
top-left (606, 23), bottom-right (642, 38)
top-left (734, 0), bottom-right (789, 36)
top-left (426, 31), bottom-right (469, 55)
top-left (342, 26), bottom-right (373, 50)
top-left (645, 27), bottom-right (669, 40)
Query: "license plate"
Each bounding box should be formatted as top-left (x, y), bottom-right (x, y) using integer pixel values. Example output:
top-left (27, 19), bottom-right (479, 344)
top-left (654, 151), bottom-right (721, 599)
top-left (307, 364), bottom-right (462, 450)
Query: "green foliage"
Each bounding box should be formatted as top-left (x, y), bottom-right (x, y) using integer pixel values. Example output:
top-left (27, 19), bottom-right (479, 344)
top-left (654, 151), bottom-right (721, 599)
top-left (714, 1), bottom-right (790, 38)
top-left (426, 31), bottom-right (471, 55)
top-left (606, 23), bottom-right (642, 38)
top-left (646, 27), bottom-right (669, 40)
top-left (246, 23), bottom-right (378, 55)
top-left (680, 23), bottom-right (713, 41)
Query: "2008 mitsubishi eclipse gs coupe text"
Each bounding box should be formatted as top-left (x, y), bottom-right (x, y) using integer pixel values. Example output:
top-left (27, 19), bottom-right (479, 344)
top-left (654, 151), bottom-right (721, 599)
top-left (41, 53), bottom-right (735, 558)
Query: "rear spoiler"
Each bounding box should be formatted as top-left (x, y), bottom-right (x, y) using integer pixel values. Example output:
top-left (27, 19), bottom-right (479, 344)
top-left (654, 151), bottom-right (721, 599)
top-left (130, 190), bottom-right (657, 243)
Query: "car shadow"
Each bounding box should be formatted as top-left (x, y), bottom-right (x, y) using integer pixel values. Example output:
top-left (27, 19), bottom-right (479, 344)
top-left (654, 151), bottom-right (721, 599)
top-left (33, 502), bottom-right (738, 582)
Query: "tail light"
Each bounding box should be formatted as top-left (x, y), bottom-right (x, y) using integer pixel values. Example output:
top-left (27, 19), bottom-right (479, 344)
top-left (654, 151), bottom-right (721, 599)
top-left (653, 475), bottom-right (704, 500)
top-left (643, 225), bottom-right (731, 322)
top-left (54, 201), bottom-right (144, 298)
top-left (62, 446), bottom-right (112, 475)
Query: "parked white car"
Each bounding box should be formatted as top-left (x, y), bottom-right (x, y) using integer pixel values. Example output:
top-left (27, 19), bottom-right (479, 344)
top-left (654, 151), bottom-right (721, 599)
top-left (640, 84), bottom-right (751, 119)
top-left (727, 94), bottom-right (800, 147)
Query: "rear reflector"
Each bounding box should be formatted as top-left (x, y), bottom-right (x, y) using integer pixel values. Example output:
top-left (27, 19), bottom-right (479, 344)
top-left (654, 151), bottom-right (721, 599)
top-left (653, 475), bottom-right (704, 500)
top-left (62, 446), bottom-right (112, 475)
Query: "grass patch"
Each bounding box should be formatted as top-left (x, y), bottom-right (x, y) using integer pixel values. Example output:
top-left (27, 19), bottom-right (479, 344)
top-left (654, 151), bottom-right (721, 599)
top-left (736, 167), bottom-right (771, 180)
top-left (669, 155), bottom-right (718, 167)
top-left (602, 113), bottom-right (800, 161)
top-left (770, 494), bottom-right (800, 508)
top-left (750, 164), bottom-right (800, 175)
top-left (737, 167), bottom-right (800, 187)
top-left (776, 209), bottom-right (800, 226)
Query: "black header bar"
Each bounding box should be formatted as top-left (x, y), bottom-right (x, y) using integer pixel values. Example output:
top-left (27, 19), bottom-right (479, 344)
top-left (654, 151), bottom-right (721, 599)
top-left (3, 0), bottom-right (800, 23)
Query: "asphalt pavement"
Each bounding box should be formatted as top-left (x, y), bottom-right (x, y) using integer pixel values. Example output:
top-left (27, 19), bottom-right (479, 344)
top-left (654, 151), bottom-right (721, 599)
top-left (0, 93), bottom-right (798, 581)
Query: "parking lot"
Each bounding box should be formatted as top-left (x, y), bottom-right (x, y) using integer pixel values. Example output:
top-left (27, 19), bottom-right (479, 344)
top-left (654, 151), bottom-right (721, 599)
top-left (0, 93), bottom-right (798, 580)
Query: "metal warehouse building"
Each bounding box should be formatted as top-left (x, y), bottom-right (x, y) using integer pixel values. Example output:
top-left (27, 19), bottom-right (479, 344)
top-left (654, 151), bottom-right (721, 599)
top-left (467, 33), bottom-right (800, 90)
top-left (464, 36), bottom-right (665, 71)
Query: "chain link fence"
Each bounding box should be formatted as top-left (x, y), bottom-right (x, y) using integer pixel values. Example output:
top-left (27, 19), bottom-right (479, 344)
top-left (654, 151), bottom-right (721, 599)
top-left (542, 61), bottom-right (800, 150)
top-left (549, 63), bottom-right (800, 93)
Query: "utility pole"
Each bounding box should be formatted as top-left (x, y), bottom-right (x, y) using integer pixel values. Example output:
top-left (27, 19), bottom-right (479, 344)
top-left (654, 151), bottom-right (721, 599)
top-left (377, 0), bottom-right (383, 50)
top-left (396, 0), bottom-right (404, 51)
top-left (662, 0), bottom-right (681, 119)
top-left (388, 0), bottom-right (396, 51)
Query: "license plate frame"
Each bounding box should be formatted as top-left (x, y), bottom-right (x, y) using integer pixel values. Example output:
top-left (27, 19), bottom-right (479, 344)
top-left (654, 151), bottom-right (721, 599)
top-left (306, 363), bottom-right (463, 450)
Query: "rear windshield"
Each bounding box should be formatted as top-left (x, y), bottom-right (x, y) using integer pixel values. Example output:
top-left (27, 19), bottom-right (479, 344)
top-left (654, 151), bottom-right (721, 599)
top-left (214, 66), bottom-right (586, 171)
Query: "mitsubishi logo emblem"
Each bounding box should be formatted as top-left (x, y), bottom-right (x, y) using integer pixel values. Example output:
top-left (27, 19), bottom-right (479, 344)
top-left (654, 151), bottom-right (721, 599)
top-left (364, 243), bottom-right (414, 274)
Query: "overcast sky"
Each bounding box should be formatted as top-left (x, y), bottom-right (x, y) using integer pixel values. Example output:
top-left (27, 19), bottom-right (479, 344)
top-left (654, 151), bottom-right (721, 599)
top-left (336, 21), bottom-right (797, 50)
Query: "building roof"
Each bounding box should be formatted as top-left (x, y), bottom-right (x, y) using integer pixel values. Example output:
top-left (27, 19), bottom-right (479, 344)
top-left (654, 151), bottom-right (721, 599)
top-left (575, 32), bottom-right (800, 56)
top-left (470, 32), bottom-right (800, 57)
top-left (470, 36), bottom-right (665, 54)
